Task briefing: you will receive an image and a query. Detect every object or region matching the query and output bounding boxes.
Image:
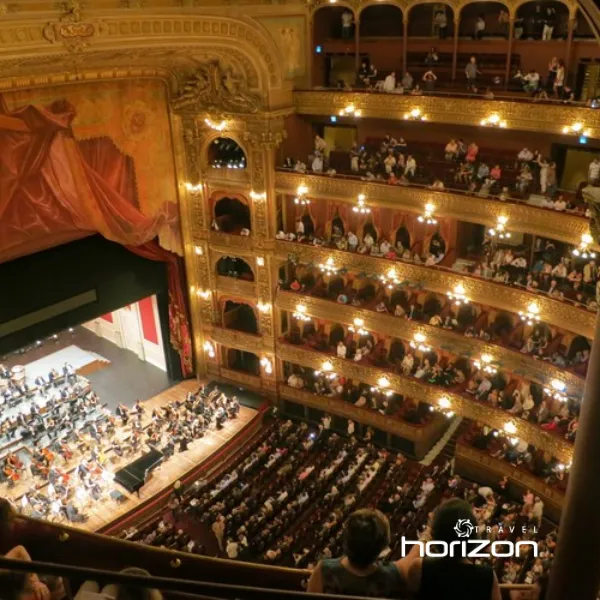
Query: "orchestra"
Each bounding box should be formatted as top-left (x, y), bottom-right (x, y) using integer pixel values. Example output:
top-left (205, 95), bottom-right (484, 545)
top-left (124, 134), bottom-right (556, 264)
top-left (0, 362), bottom-right (241, 527)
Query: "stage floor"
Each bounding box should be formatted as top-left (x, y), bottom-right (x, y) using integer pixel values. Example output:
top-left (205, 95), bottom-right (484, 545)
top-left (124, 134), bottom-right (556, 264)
top-left (12, 380), bottom-right (258, 533)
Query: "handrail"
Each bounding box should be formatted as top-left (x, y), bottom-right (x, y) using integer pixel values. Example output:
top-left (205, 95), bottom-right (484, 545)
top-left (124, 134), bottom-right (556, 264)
top-left (0, 557), bottom-right (537, 600)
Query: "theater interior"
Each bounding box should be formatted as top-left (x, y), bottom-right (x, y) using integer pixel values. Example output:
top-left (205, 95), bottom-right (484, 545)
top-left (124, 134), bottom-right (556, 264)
top-left (1, 0), bottom-right (600, 599)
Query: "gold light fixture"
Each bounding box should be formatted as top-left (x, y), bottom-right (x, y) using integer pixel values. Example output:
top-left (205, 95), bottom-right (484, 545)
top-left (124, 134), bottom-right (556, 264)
top-left (294, 184), bottom-right (311, 206)
top-left (194, 246), bottom-right (203, 256)
top-left (503, 421), bottom-right (517, 435)
top-left (435, 396), bottom-right (454, 418)
top-left (197, 289), bottom-right (211, 300)
top-left (447, 283), bottom-right (470, 306)
top-left (410, 333), bottom-right (430, 352)
top-left (260, 357), bottom-right (273, 375)
top-left (204, 118), bottom-right (227, 132)
top-left (544, 378), bottom-right (568, 403)
top-left (562, 122), bottom-right (591, 137)
top-left (338, 104), bottom-right (362, 118)
top-left (203, 341), bottom-right (215, 359)
top-left (319, 257), bottom-right (338, 275)
top-left (185, 182), bottom-right (202, 192)
top-left (480, 113), bottom-right (507, 128)
top-left (519, 302), bottom-right (541, 326)
top-left (380, 268), bottom-right (402, 290)
top-left (403, 107), bottom-right (427, 121)
top-left (353, 193), bottom-right (371, 214)
top-left (371, 377), bottom-right (394, 397)
top-left (250, 191), bottom-right (267, 201)
top-left (349, 317), bottom-right (368, 336)
top-left (293, 304), bottom-right (311, 322)
top-left (418, 203), bottom-right (437, 225)
top-left (315, 360), bottom-right (336, 380)
top-left (257, 301), bottom-right (271, 313)
top-left (488, 216), bottom-right (511, 239)
top-left (572, 233), bottom-right (596, 259)
top-left (256, 256), bottom-right (265, 267)
top-left (473, 353), bottom-right (498, 375)
top-left (438, 396), bottom-right (451, 409)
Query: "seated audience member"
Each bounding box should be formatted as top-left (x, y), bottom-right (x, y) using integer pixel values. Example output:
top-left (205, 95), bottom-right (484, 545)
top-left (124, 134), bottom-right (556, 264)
top-left (307, 509), bottom-right (409, 597)
top-left (75, 567), bottom-right (163, 600)
top-left (523, 69), bottom-right (541, 93)
top-left (406, 499), bottom-right (502, 599)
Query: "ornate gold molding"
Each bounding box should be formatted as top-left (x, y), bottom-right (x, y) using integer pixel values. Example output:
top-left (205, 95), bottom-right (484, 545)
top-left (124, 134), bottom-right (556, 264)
top-left (278, 342), bottom-right (573, 462)
top-left (294, 90), bottom-right (600, 139)
top-left (276, 291), bottom-right (585, 396)
top-left (456, 443), bottom-right (564, 510)
top-left (275, 171), bottom-right (592, 249)
top-left (206, 324), bottom-right (275, 353)
top-left (275, 240), bottom-right (595, 339)
top-left (216, 276), bottom-right (257, 299)
top-left (220, 367), bottom-right (263, 391)
top-left (207, 231), bottom-right (254, 251)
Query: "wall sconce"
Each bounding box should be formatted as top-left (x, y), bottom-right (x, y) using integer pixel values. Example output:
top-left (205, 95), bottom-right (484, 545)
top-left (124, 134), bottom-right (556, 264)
top-left (562, 122), bottom-right (591, 137)
top-left (319, 257), bottom-right (338, 275)
top-left (503, 421), bottom-right (517, 435)
top-left (418, 203), bottom-right (437, 225)
top-left (509, 437), bottom-right (519, 446)
top-left (315, 360), bottom-right (336, 379)
top-left (403, 108), bottom-right (427, 121)
top-left (438, 396), bottom-right (451, 409)
top-left (256, 256), bottom-right (265, 267)
top-left (293, 304), bottom-right (311, 321)
top-left (473, 354), bottom-right (497, 375)
top-left (380, 268), bottom-right (401, 290)
top-left (488, 216), bottom-right (511, 239)
top-left (434, 396), bottom-right (454, 418)
top-left (204, 118), bottom-right (227, 132)
top-left (257, 301), bottom-right (271, 313)
top-left (338, 104), bottom-right (362, 118)
top-left (519, 302), bottom-right (541, 326)
top-left (294, 184), bottom-right (311, 206)
top-left (260, 357), bottom-right (273, 375)
top-left (203, 341), bottom-right (215, 359)
top-left (185, 182), bottom-right (202, 192)
top-left (370, 377), bottom-right (393, 397)
top-left (353, 193), bottom-right (371, 214)
top-left (410, 333), bottom-right (430, 352)
top-left (480, 113), bottom-right (507, 128)
top-left (447, 283), bottom-right (470, 306)
top-left (349, 317), bottom-right (368, 336)
top-left (196, 289), bottom-right (211, 300)
top-left (572, 233), bottom-right (596, 259)
top-left (544, 378), bottom-right (567, 403)
top-left (377, 376), bottom-right (390, 388)
top-left (250, 191), bottom-right (267, 201)
top-left (194, 246), bottom-right (203, 256)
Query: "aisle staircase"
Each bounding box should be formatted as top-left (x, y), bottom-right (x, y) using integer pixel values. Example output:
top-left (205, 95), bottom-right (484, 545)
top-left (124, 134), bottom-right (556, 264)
top-left (419, 416), bottom-right (467, 466)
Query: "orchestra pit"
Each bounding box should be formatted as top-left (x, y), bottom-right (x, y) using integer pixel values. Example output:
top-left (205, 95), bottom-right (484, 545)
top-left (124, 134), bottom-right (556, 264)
top-left (2, 1), bottom-right (600, 599)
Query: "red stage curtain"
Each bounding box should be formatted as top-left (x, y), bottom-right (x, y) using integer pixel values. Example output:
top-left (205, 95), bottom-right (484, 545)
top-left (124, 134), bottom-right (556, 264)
top-left (127, 241), bottom-right (193, 377)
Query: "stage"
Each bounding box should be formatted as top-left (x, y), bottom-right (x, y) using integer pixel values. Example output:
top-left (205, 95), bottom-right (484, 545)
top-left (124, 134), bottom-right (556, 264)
top-left (11, 380), bottom-right (258, 533)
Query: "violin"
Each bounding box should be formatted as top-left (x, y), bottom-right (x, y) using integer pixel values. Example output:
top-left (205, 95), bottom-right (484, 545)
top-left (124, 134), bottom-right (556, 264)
top-left (42, 447), bottom-right (55, 464)
top-left (6, 454), bottom-right (23, 470)
top-left (3, 465), bottom-right (20, 482)
top-left (54, 466), bottom-right (70, 484)
top-left (59, 443), bottom-right (73, 461)
top-left (33, 461), bottom-right (49, 478)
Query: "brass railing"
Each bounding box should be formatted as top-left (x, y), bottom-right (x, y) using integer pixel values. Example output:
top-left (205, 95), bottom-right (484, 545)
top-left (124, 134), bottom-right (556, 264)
top-left (216, 276), bottom-right (258, 299)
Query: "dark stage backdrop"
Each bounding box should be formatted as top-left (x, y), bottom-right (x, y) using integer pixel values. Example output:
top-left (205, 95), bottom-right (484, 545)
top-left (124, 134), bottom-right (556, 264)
top-left (0, 234), bottom-right (182, 380)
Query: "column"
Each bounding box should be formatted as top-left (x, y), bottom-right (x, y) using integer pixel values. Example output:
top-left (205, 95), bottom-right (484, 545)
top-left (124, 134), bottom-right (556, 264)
top-left (565, 16), bottom-right (576, 82)
top-left (504, 18), bottom-right (515, 90)
top-left (547, 314), bottom-right (600, 600)
top-left (402, 18), bottom-right (408, 75)
top-left (355, 15), bottom-right (360, 76)
top-left (452, 14), bottom-right (459, 81)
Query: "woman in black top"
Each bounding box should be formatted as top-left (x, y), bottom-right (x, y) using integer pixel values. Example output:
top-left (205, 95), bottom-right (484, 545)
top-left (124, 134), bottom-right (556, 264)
top-left (407, 499), bottom-right (502, 600)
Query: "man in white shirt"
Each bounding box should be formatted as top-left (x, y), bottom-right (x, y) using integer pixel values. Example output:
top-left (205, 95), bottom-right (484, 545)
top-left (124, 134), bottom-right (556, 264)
top-left (341, 9), bottom-right (354, 39)
top-left (405, 155), bottom-right (416, 177)
top-left (312, 152), bottom-right (323, 173)
top-left (383, 71), bottom-right (396, 92)
top-left (588, 157), bottom-right (600, 183)
top-left (226, 539), bottom-right (239, 559)
top-left (347, 231), bottom-right (358, 250)
top-left (475, 16), bottom-right (486, 39)
top-left (337, 341), bottom-right (347, 359)
top-left (517, 147), bottom-right (533, 163)
top-left (523, 70), bottom-right (540, 93)
top-left (314, 135), bottom-right (327, 154)
top-left (347, 419), bottom-right (355, 436)
top-left (321, 414), bottom-right (331, 430)
top-left (383, 151), bottom-right (396, 174)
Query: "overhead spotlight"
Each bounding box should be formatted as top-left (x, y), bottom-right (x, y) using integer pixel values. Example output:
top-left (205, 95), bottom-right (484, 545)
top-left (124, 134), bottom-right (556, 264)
top-left (572, 233), bottom-right (596, 259)
top-left (519, 302), bottom-right (541, 326)
top-left (418, 203), bottom-right (437, 225)
top-left (352, 193), bottom-right (371, 214)
top-left (488, 216), bottom-right (511, 239)
top-left (447, 283), bottom-right (470, 306)
top-left (403, 107), bottom-right (427, 121)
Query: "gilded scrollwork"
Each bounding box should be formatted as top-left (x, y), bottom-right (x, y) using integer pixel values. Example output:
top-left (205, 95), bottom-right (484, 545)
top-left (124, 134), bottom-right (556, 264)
top-left (277, 342), bottom-right (573, 462)
top-left (207, 325), bottom-right (263, 352)
top-left (293, 90), bottom-right (600, 139)
top-left (274, 240), bottom-right (595, 338)
top-left (275, 171), bottom-right (592, 249)
top-left (216, 276), bottom-right (258, 299)
top-left (276, 291), bottom-right (585, 396)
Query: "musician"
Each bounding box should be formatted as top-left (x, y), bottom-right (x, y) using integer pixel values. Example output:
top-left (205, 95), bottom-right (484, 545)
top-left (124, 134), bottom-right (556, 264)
top-left (215, 406), bottom-right (227, 430)
top-left (63, 362), bottom-right (76, 380)
top-left (134, 400), bottom-right (145, 415)
top-left (48, 368), bottom-right (60, 383)
top-left (32, 443), bottom-right (46, 466)
top-left (208, 387), bottom-right (221, 401)
top-left (34, 375), bottom-right (47, 387)
top-left (0, 364), bottom-right (9, 379)
top-left (6, 453), bottom-right (23, 471)
top-left (116, 403), bottom-right (130, 425)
